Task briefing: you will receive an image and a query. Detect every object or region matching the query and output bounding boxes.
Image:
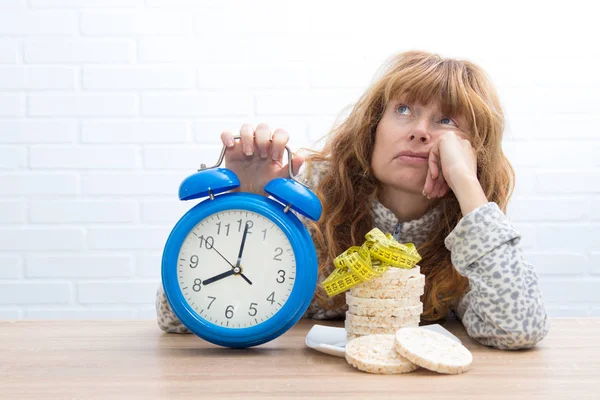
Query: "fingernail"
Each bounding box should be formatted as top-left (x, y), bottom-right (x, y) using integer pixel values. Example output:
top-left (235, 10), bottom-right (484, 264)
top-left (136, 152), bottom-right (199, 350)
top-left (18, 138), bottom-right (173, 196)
top-left (244, 145), bottom-right (253, 156)
top-left (426, 195), bottom-right (430, 199)
top-left (227, 139), bottom-right (234, 147)
top-left (260, 151), bottom-right (267, 158)
top-left (272, 151), bottom-right (280, 161)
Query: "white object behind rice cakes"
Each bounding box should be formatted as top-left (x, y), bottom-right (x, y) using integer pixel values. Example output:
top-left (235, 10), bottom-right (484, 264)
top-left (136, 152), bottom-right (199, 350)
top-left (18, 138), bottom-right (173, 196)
top-left (394, 327), bottom-right (473, 374)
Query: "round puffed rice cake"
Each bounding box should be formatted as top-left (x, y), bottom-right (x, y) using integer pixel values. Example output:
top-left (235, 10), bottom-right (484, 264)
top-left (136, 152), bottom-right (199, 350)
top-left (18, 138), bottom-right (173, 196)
top-left (347, 333), bottom-right (361, 341)
top-left (345, 334), bottom-right (419, 374)
top-left (394, 327), bottom-right (473, 374)
top-left (346, 293), bottom-right (422, 309)
top-left (346, 311), bottom-right (421, 327)
top-left (349, 285), bottom-right (424, 300)
top-left (345, 319), bottom-right (419, 335)
top-left (357, 267), bottom-right (422, 288)
top-left (349, 275), bottom-right (425, 299)
top-left (348, 302), bottom-right (423, 318)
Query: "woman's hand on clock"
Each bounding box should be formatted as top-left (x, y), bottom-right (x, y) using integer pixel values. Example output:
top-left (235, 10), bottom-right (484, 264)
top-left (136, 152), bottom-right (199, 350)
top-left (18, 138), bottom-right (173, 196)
top-left (220, 123), bottom-right (305, 195)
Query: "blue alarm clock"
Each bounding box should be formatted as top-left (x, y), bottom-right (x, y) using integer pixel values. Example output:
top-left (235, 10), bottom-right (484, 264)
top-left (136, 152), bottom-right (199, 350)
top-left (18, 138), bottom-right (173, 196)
top-left (161, 137), bottom-right (322, 348)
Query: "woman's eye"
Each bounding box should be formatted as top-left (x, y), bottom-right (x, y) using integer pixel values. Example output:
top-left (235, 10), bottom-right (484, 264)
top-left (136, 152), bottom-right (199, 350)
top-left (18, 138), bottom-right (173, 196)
top-left (396, 105), bottom-right (411, 115)
top-left (440, 117), bottom-right (456, 126)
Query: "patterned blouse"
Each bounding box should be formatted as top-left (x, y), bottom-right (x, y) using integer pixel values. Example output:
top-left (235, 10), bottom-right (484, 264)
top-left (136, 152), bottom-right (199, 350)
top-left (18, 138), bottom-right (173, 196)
top-left (155, 161), bottom-right (550, 350)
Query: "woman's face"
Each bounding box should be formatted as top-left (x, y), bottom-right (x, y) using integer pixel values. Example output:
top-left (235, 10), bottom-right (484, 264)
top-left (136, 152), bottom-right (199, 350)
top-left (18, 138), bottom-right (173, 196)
top-left (371, 97), bottom-right (468, 194)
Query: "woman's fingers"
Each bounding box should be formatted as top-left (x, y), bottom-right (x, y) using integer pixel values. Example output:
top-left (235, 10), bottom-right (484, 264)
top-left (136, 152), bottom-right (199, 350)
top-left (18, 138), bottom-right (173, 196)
top-left (220, 131), bottom-right (235, 148)
top-left (430, 169), bottom-right (449, 198)
top-left (254, 123), bottom-right (271, 159)
top-left (239, 123), bottom-right (254, 156)
top-left (423, 169), bottom-right (434, 197)
top-left (291, 153), bottom-right (305, 176)
top-left (234, 123), bottom-right (288, 162)
top-left (271, 128), bottom-right (289, 162)
top-left (229, 122), bottom-right (298, 174)
top-left (277, 152), bottom-right (305, 179)
top-left (427, 143), bottom-right (440, 180)
top-left (423, 146), bottom-right (439, 197)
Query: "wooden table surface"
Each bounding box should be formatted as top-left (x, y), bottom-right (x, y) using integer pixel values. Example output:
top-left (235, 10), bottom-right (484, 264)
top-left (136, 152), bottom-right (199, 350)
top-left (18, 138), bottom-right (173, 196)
top-left (0, 318), bottom-right (598, 399)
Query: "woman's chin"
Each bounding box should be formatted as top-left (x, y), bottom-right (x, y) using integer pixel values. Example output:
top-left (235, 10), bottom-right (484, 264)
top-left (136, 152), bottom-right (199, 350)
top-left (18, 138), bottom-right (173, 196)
top-left (380, 180), bottom-right (426, 196)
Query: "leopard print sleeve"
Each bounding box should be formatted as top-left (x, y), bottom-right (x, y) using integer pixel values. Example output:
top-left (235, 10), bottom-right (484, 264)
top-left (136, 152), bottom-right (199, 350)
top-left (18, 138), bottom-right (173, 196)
top-left (156, 283), bottom-right (191, 334)
top-left (444, 202), bottom-right (550, 350)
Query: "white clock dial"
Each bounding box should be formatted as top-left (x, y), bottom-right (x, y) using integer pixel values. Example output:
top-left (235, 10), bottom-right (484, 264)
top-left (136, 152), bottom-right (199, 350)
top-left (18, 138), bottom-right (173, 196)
top-left (177, 209), bottom-right (296, 328)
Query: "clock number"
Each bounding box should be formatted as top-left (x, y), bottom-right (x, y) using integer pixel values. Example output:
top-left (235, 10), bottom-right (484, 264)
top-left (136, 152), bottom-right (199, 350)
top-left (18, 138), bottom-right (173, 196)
top-left (216, 222), bottom-right (230, 236)
top-left (199, 235), bottom-right (214, 249)
top-left (193, 278), bottom-right (202, 292)
top-left (237, 219), bottom-right (253, 233)
top-left (276, 270), bottom-right (286, 283)
top-left (189, 254), bottom-right (199, 268)
top-left (225, 305), bottom-right (234, 319)
top-left (273, 247), bottom-right (283, 261)
top-left (261, 229), bottom-right (267, 241)
top-left (266, 292), bottom-right (275, 305)
top-left (248, 302), bottom-right (258, 316)
top-left (207, 296), bottom-right (216, 309)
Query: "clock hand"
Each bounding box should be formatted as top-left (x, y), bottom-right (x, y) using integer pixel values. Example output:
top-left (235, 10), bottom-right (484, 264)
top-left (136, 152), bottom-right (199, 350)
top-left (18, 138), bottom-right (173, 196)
top-left (234, 222), bottom-right (253, 285)
top-left (240, 273), bottom-right (252, 285)
top-left (235, 221), bottom-right (250, 269)
top-left (202, 226), bottom-right (253, 285)
top-left (203, 268), bottom-right (238, 285)
top-left (210, 245), bottom-right (235, 269)
top-left (210, 243), bottom-right (252, 284)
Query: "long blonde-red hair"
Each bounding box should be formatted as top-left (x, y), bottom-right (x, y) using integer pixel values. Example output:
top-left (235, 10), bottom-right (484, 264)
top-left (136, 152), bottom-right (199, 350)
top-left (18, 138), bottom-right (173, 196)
top-left (304, 50), bottom-right (515, 321)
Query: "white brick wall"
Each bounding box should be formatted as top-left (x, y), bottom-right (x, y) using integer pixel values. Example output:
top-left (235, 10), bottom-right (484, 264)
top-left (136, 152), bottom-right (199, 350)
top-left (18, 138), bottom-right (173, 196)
top-left (0, 0), bottom-right (598, 320)
top-left (24, 38), bottom-right (135, 63)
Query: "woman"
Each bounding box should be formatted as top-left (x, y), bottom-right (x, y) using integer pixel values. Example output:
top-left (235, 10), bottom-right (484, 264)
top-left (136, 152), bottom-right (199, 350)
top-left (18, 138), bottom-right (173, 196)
top-left (156, 50), bottom-right (549, 350)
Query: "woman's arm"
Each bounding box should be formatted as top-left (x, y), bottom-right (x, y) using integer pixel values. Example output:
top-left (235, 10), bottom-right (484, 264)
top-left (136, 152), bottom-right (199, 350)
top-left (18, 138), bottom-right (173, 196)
top-left (156, 284), bottom-right (191, 333)
top-left (445, 201), bottom-right (550, 350)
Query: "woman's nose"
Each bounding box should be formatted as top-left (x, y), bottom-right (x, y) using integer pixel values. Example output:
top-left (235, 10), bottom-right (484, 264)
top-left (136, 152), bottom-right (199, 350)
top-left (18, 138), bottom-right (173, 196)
top-left (409, 119), bottom-right (431, 143)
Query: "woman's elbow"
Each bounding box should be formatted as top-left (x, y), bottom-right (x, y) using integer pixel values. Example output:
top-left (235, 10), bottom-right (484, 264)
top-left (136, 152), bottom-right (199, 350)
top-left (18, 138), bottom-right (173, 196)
top-left (475, 318), bottom-right (550, 350)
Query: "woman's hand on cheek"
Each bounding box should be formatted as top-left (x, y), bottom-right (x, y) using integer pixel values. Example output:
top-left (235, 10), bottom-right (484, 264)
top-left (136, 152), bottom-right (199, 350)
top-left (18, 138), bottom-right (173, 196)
top-left (422, 131), bottom-right (478, 199)
top-left (422, 151), bottom-right (448, 199)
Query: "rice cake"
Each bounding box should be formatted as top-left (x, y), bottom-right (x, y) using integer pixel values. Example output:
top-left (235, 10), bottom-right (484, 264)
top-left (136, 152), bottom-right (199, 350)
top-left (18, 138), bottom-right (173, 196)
top-left (345, 318), bottom-right (420, 335)
top-left (348, 303), bottom-right (422, 318)
top-left (356, 267), bottom-right (422, 288)
top-left (346, 306), bottom-right (422, 327)
top-left (346, 293), bottom-right (421, 308)
top-left (345, 334), bottom-right (419, 374)
top-left (394, 327), bottom-right (472, 374)
top-left (349, 279), bottom-right (425, 299)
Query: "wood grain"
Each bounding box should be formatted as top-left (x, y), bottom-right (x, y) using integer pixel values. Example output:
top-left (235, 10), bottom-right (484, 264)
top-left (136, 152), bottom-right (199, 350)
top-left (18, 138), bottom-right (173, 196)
top-left (0, 319), bottom-right (598, 399)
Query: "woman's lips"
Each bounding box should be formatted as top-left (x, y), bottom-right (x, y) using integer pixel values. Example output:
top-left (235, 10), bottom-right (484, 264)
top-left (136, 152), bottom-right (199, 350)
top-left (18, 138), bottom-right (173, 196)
top-left (396, 155), bottom-right (428, 164)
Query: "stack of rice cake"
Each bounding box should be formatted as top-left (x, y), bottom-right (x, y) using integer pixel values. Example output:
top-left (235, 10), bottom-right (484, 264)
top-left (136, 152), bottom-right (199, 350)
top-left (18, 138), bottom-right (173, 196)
top-left (345, 265), bottom-right (425, 341)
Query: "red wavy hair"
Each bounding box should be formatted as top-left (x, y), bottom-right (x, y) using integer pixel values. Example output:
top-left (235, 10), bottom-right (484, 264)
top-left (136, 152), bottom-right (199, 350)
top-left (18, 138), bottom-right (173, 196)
top-left (303, 50), bottom-right (515, 321)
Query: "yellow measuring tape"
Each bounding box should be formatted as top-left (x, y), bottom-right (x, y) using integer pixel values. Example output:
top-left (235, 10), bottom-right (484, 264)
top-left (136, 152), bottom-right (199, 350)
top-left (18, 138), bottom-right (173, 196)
top-left (321, 228), bottom-right (422, 297)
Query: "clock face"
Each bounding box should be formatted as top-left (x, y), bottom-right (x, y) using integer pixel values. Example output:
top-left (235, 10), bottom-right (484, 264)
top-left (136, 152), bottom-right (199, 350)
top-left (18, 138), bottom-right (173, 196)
top-left (177, 209), bottom-right (296, 329)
